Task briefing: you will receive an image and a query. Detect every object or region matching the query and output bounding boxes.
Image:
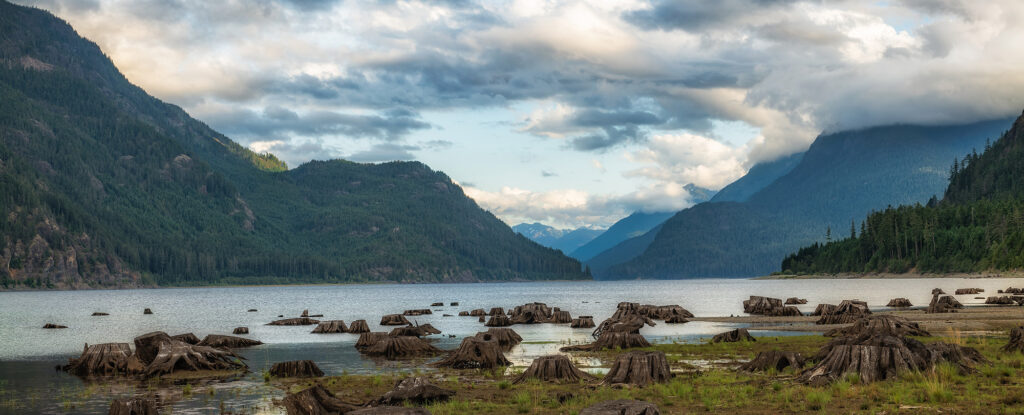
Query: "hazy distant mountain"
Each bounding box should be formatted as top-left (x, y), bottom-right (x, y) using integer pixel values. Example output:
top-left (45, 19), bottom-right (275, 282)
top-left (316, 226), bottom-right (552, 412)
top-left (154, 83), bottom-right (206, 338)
top-left (0, 1), bottom-right (585, 289)
top-left (710, 152), bottom-right (804, 203)
top-left (513, 223), bottom-right (604, 254)
top-left (594, 118), bottom-right (1010, 279)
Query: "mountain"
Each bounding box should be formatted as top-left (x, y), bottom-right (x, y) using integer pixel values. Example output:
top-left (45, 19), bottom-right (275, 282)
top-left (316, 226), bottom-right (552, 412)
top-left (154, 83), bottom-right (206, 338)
top-left (594, 118), bottom-right (1010, 279)
top-left (782, 111), bottom-right (1024, 273)
top-left (512, 223), bottom-right (604, 254)
top-left (710, 152), bottom-right (804, 203)
top-left (0, 1), bottom-right (585, 289)
top-left (683, 184), bottom-right (717, 204)
top-left (570, 211), bottom-right (674, 262)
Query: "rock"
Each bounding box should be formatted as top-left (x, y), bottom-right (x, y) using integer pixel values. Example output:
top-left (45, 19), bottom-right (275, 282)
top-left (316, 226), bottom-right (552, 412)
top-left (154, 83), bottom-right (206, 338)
top-left (143, 308), bottom-right (153, 315)
top-left (348, 320), bottom-right (371, 333)
top-left (355, 333), bottom-right (390, 351)
top-left (389, 323), bottom-right (441, 338)
top-left (233, 327), bottom-right (249, 335)
top-left (815, 300), bottom-right (870, 325)
top-left (92, 312), bottom-right (109, 316)
top-left (269, 360), bottom-right (323, 378)
top-left (468, 309), bottom-right (486, 317)
top-left (403, 309), bottom-right (432, 316)
top-left (886, 298), bottom-right (912, 307)
top-left (1001, 326), bottom-right (1024, 353)
top-left (509, 303), bottom-right (553, 324)
top-left (374, 377), bottom-right (454, 406)
top-left (927, 293), bottom-right (963, 313)
top-left (711, 328), bottom-right (755, 343)
top-left (955, 288), bottom-right (984, 295)
top-left (740, 351), bottom-right (805, 372)
top-left (513, 355), bottom-right (594, 384)
top-left (579, 400), bottom-right (660, 415)
top-left (198, 334), bottom-right (263, 349)
top-left (64, 343), bottom-right (145, 377)
top-left (785, 298), bottom-right (807, 305)
top-left (108, 397), bottom-right (158, 415)
top-left (664, 315), bottom-right (688, 324)
top-left (361, 336), bottom-right (443, 360)
top-left (571, 316), bottom-right (596, 328)
top-left (484, 314), bottom-right (512, 327)
top-left (268, 317), bottom-right (320, 326)
top-left (432, 336), bottom-right (510, 369)
top-left (602, 351), bottom-right (671, 386)
top-left (430, 302), bottom-right (444, 307)
top-left (312, 320), bottom-right (348, 334)
top-left (811, 304), bottom-right (837, 316)
top-left (548, 310), bottom-right (572, 324)
top-left (171, 333), bottom-right (200, 345)
top-left (43, 323), bottom-right (67, 329)
top-left (474, 328), bottom-right (522, 349)
top-left (281, 384), bottom-right (359, 415)
top-left (824, 315), bottom-right (930, 338)
top-left (488, 307), bottom-right (505, 316)
top-left (380, 314), bottom-right (411, 326)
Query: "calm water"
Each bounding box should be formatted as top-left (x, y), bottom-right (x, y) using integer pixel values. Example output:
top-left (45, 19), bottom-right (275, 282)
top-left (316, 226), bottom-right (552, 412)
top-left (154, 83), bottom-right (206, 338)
top-left (0, 278), bottom-right (1018, 414)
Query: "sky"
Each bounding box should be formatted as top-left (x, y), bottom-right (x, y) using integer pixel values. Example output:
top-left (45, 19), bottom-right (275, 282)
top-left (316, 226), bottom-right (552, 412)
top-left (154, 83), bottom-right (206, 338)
top-left (17, 0), bottom-right (1024, 228)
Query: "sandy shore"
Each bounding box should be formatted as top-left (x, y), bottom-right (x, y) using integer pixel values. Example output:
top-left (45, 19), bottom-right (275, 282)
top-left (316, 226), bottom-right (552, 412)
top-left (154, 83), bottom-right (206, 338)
top-left (692, 306), bottom-right (1024, 334)
top-left (756, 271), bottom-right (1024, 280)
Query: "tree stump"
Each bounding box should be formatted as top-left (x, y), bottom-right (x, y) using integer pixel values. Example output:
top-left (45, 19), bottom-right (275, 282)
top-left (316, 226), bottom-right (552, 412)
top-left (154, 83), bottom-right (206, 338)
top-left (268, 317), bottom-right (320, 326)
top-left (711, 328), bottom-right (755, 343)
top-left (512, 355), bottom-right (595, 384)
top-left (458, 311), bottom-right (470, 317)
top-left (474, 328), bottom-right (522, 349)
top-left (233, 327), bottom-right (249, 335)
top-left (43, 323), bottom-right (67, 329)
top-left (824, 315), bottom-right (929, 338)
top-left (64, 343), bottom-right (145, 377)
top-left (348, 320), bottom-right (371, 333)
top-left (509, 303), bottom-right (553, 324)
top-left (548, 310), bottom-right (572, 324)
top-left (146, 341), bottom-right (246, 377)
top-left (431, 302), bottom-right (444, 307)
top-left (602, 351), bottom-right (671, 386)
top-left (664, 315), bottom-right (688, 324)
top-left (488, 307), bottom-right (505, 316)
top-left (248, 309), bottom-right (258, 312)
top-left (361, 336), bottom-right (443, 360)
top-left (816, 300), bottom-right (870, 324)
top-left (269, 360), bottom-right (324, 378)
top-left (171, 333), bottom-right (200, 345)
top-left (109, 397), bottom-right (158, 415)
top-left (143, 308), bottom-right (153, 315)
top-left (592, 315), bottom-right (655, 339)
top-left (637, 304), bottom-right (694, 320)
top-left (380, 314), bottom-right (411, 326)
top-left (740, 351), bottom-right (805, 372)
top-left (282, 384), bottom-right (359, 415)
top-left (403, 309), bottom-right (432, 316)
top-left (355, 333), bottom-right (391, 351)
top-left (785, 298), bottom-right (807, 305)
top-left (312, 320), bottom-right (348, 334)
top-left (450, 302), bottom-right (459, 306)
top-left (579, 399), bottom-right (660, 415)
top-left (886, 298), bottom-right (912, 307)
top-left (133, 332), bottom-right (174, 365)
top-left (562, 332), bottom-right (651, 352)
top-left (985, 296), bottom-right (1016, 305)
top-left (374, 377), bottom-right (455, 406)
top-left (1001, 327), bottom-right (1024, 353)
top-left (811, 304), bottom-right (837, 316)
top-left (485, 314), bottom-right (512, 327)
top-left (469, 309), bottom-right (486, 317)
top-left (432, 336), bottom-right (510, 369)
top-left (927, 293), bottom-right (963, 313)
top-left (198, 334), bottom-right (263, 349)
top-left (743, 296), bottom-right (783, 315)
top-left (955, 288), bottom-right (983, 295)
top-left (301, 310), bottom-right (310, 317)
top-left (571, 316), bottom-right (596, 328)
top-left (389, 323), bottom-right (441, 337)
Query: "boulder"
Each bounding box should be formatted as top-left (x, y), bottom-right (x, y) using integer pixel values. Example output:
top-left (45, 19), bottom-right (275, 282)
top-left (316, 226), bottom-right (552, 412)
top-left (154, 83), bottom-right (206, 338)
top-left (579, 400), bottom-right (660, 415)
top-left (109, 397), bottom-right (158, 415)
top-left (815, 300), bottom-right (870, 325)
top-left (43, 323), bottom-right (67, 329)
top-left (711, 328), bottom-right (755, 343)
top-left (431, 336), bottom-right (509, 369)
top-left (512, 355), bottom-right (594, 384)
top-left (926, 293), bottom-right (963, 313)
top-left (171, 333), bottom-right (200, 345)
top-left (955, 288), bottom-right (984, 295)
top-left (484, 314), bottom-right (512, 327)
top-left (269, 360), bottom-right (323, 378)
top-left (474, 328), bottom-right (522, 349)
top-left (403, 309), bottom-right (432, 316)
top-left (374, 377), bottom-right (454, 406)
top-left (268, 317), bottom-right (320, 326)
top-left (233, 327), bottom-right (249, 335)
top-left (64, 343), bottom-right (145, 377)
top-left (571, 316), bottom-right (596, 328)
top-left (361, 336), bottom-right (443, 360)
top-left (312, 320), bottom-right (349, 334)
top-left (602, 351), bottom-right (671, 386)
top-left (1002, 326), bottom-right (1024, 353)
top-left (886, 298), bottom-right (912, 307)
top-left (380, 314), bottom-right (411, 326)
top-left (281, 384), bottom-right (359, 415)
top-left (785, 298), bottom-right (807, 305)
top-left (348, 320), bottom-right (371, 333)
top-left (740, 351), bottom-right (805, 372)
top-left (198, 334), bottom-right (263, 349)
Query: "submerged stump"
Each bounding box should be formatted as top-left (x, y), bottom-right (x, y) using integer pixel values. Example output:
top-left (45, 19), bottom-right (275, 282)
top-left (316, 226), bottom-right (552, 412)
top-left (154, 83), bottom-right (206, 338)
top-left (232, 327), bottom-right (249, 335)
top-left (198, 334), bottom-right (263, 349)
top-left (886, 298), bottom-right (913, 308)
top-left (571, 316), bottom-right (596, 328)
top-left (955, 288), bottom-right (984, 295)
top-left (484, 314), bottom-right (512, 327)
top-left (312, 320), bottom-right (348, 334)
top-left (355, 332), bottom-right (391, 351)
top-left (548, 310), bottom-right (572, 324)
top-left (468, 309), bottom-right (486, 317)
top-left (267, 317), bottom-right (320, 326)
top-left (348, 320), bottom-right (371, 334)
top-left (785, 298), bottom-right (807, 305)
top-left (374, 377), bottom-right (455, 406)
top-left (361, 336), bottom-right (443, 360)
top-left (282, 384), bottom-right (359, 415)
top-left (927, 293), bottom-right (963, 313)
top-left (43, 323), bottom-right (67, 329)
top-left (816, 300), bottom-right (870, 325)
top-left (488, 307), bottom-right (505, 316)
top-left (509, 303), bottom-right (553, 324)
top-left (811, 304), bottom-right (837, 316)
top-left (664, 315), bottom-right (689, 324)
top-left (64, 343), bottom-right (145, 377)
top-left (513, 355), bottom-right (594, 384)
top-left (143, 308), bottom-right (153, 315)
top-left (602, 351), bottom-right (671, 387)
top-left (711, 328), bottom-right (755, 343)
top-left (109, 397), bottom-right (158, 415)
top-left (740, 351), bottom-right (805, 372)
top-left (403, 309), bottom-right (432, 316)
top-left (380, 314), bottom-right (411, 326)
top-left (146, 340), bottom-right (245, 377)
top-left (432, 336), bottom-right (510, 369)
top-left (269, 360), bottom-right (323, 378)
top-left (389, 323), bottom-right (441, 337)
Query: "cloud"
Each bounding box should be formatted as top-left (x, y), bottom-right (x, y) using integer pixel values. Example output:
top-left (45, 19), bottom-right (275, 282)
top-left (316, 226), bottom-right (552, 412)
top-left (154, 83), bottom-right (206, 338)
top-left (541, 170), bottom-right (557, 177)
top-left (347, 143), bottom-right (420, 163)
top-left (626, 133), bottom-right (747, 190)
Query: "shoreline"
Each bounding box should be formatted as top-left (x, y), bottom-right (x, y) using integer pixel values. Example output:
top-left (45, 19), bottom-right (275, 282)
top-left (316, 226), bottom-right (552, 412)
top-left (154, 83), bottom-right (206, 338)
top-left (756, 271), bottom-right (1024, 280)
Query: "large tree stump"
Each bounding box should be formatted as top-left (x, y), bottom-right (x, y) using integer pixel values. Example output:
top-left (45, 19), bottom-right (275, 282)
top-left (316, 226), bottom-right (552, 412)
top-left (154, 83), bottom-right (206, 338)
top-left (592, 315), bottom-right (654, 339)
top-left (602, 351), bottom-right (671, 386)
top-left (432, 336), bottom-right (510, 369)
top-left (355, 333), bottom-right (391, 351)
top-left (562, 332), bottom-right (651, 352)
top-left (389, 323), bottom-right (441, 337)
top-left (233, 327), bottom-right (249, 335)
top-left (312, 320), bottom-right (348, 333)
top-left (740, 351), bottom-right (805, 372)
top-left (64, 343), bottom-right (145, 377)
top-left (886, 298), bottom-right (912, 307)
top-left (485, 314), bottom-right (512, 327)
top-left (474, 328), bottom-right (522, 349)
top-left (282, 384), bottom-right (359, 415)
top-left (824, 315), bottom-right (930, 338)
top-left (373, 377), bottom-right (455, 406)
top-left (270, 360), bottom-right (324, 378)
top-left (512, 355), bottom-right (595, 384)
top-left (145, 341), bottom-right (246, 377)
top-left (403, 309), bottom-right (432, 316)
top-left (380, 314), bottom-right (411, 326)
top-left (785, 298), bottom-right (808, 305)
top-left (348, 320), bottom-right (370, 333)
top-left (488, 307), bottom-right (505, 316)
top-left (134, 332), bottom-right (174, 365)
top-left (1001, 327), bottom-right (1024, 353)
top-left (571, 316), bottom-right (596, 328)
top-left (743, 296), bottom-right (783, 315)
top-left (468, 309), bottom-right (486, 317)
top-left (171, 333), bottom-right (200, 345)
top-left (985, 296), bottom-right (1017, 305)
top-left (548, 310), bottom-right (572, 324)
top-left (579, 400), bottom-right (660, 415)
top-left (955, 288), bottom-right (984, 295)
top-left (268, 317), bottom-right (320, 326)
top-left (109, 397), bottom-right (158, 415)
top-left (198, 334), bottom-right (263, 349)
top-left (927, 293), bottom-right (963, 313)
top-left (143, 308), bottom-right (153, 315)
top-left (816, 300), bottom-right (870, 325)
top-left (361, 336), bottom-right (443, 360)
top-left (711, 328), bottom-right (755, 343)
top-left (811, 304), bottom-right (837, 316)
top-left (932, 288), bottom-right (945, 295)
top-left (509, 303), bottom-right (553, 324)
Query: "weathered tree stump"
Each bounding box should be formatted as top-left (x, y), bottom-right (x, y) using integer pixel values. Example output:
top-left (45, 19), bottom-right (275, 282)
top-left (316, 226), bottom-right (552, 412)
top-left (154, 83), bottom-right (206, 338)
top-left (374, 377), bottom-right (454, 406)
top-left (361, 336), bottom-right (443, 360)
top-left (92, 312), bottom-right (109, 316)
top-left (64, 343), bottom-right (145, 377)
top-left (1003, 287), bottom-right (1024, 294)
top-left (355, 333), bottom-right (390, 351)
top-left (450, 302), bottom-right (459, 306)
top-left (431, 302), bottom-right (444, 307)
top-left (1001, 326), bottom-right (1024, 353)
top-left (457, 311), bottom-right (470, 316)
top-left (312, 320), bottom-right (349, 334)
top-left (488, 307), bottom-right (505, 316)
top-left (248, 309), bottom-right (258, 312)
top-left (485, 314), bottom-right (512, 327)
top-left (282, 384), bottom-right (359, 415)
top-left (348, 320), bottom-right (370, 333)
top-left (403, 309), bottom-right (432, 316)
top-left (816, 300), bottom-right (870, 325)
top-left (509, 303), bottom-right (553, 324)
top-left (233, 327), bottom-right (249, 335)
top-left (380, 314), bottom-right (411, 326)
top-left (743, 296), bottom-right (783, 315)
top-left (932, 288), bottom-right (946, 295)
top-left (927, 293), bottom-right (963, 313)
top-left (432, 336), bottom-right (509, 369)
top-left (886, 298), bottom-right (912, 307)
top-left (986, 296), bottom-right (1016, 305)
top-left (143, 308), bottom-right (153, 315)
top-left (824, 315), bottom-right (929, 338)
top-left (109, 397), bottom-right (158, 415)
top-left (740, 350), bottom-right (805, 372)
top-left (664, 315), bottom-right (689, 324)
top-left (579, 400), bottom-right (660, 415)
top-left (269, 360), bottom-right (323, 378)
top-left (592, 314), bottom-right (654, 339)
top-left (602, 351), bottom-right (671, 386)
top-left (268, 317), bottom-right (320, 326)
top-left (955, 288), bottom-right (984, 295)
top-left (633, 304), bottom-right (694, 320)
top-left (711, 328), bottom-right (755, 343)
top-left (474, 328), bottom-right (522, 349)
top-left (198, 334), bottom-right (263, 349)
top-left (389, 323), bottom-right (441, 337)
top-left (301, 310), bottom-right (310, 317)
top-left (43, 323), bottom-right (67, 329)
top-left (785, 298), bottom-right (807, 305)
top-left (171, 333), bottom-right (200, 345)
top-left (133, 332), bottom-right (174, 364)
top-left (512, 355), bottom-right (594, 384)
top-left (145, 341), bottom-right (245, 377)
top-left (548, 310), bottom-right (572, 324)
top-left (562, 332), bottom-right (651, 352)
top-left (571, 316), bottom-right (596, 328)
top-left (811, 304), bottom-right (837, 316)
top-left (469, 309), bottom-right (486, 317)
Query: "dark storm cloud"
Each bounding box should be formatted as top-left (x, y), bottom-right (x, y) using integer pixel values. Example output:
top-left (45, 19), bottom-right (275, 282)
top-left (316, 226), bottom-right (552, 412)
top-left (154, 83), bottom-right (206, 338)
top-left (569, 125), bottom-right (647, 151)
top-left (624, 0), bottom-right (797, 32)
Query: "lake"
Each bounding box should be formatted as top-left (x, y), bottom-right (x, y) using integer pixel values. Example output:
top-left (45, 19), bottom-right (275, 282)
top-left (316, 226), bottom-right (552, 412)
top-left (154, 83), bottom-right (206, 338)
top-left (0, 277), bottom-right (1017, 414)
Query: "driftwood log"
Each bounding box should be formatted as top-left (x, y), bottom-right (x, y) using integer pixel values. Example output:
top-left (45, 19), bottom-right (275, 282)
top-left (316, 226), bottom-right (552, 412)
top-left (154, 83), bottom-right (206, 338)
top-left (785, 298), bottom-right (807, 305)
top-left (485, 314), bottom-right (512, 327)
top-left (109, 398), bottom-right (158, 415)
top-left (474, 328), bottom-right (522, 349)
top-left (348, 320), bottom-right (370, 333)
top-left (711, 328), bottom-right (755, 343)
top-left (886, 298), bottom-right (912, 307)
top-left (512, 355), bottom-right (594, 384)
top-left (1002, 327), bottom-right (1024, 353)
top-left (571, 316), bottom-right (596, 328)
top-left (233, 327), bottom-right (249, 335)
top-left (312, 320), bottom-right (348, 334)
top-left (927, 293), bottom-right (963, 313)
top-left (43, 323), bottom-right (67, 329)
top-left (602, 351), bottom-right (671, 386)
top-left (282, 384), bottom-right (359, 415)
top-left (269, 360), bottom-right (324, 378)
top-left (432, 336), bottom-right (509, 369)
top-left (403, 309), bottom-right (432, 316)
top-left (740, 351), bottom-right (805, 372)
top-left (579, 400), bottom-right (660, 415)
top-left (198, 334), bottom-right (263, 349)
top-left (248, 309), bottom-right (257, 312)
top-left (380, 314), bottom-right (411, 326)
top-left (361, 336), bottom-right (443, 360)
top-left (955, 288), bottom-right (984, 295)
top-left (374, 377), bottom-right (455, 406)
top-left (268, 317), bottom-right (319, 326)
top-left (816, 300), bottom-right (870, 325)
top-left (64, 343), bottom-right (144, 377)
